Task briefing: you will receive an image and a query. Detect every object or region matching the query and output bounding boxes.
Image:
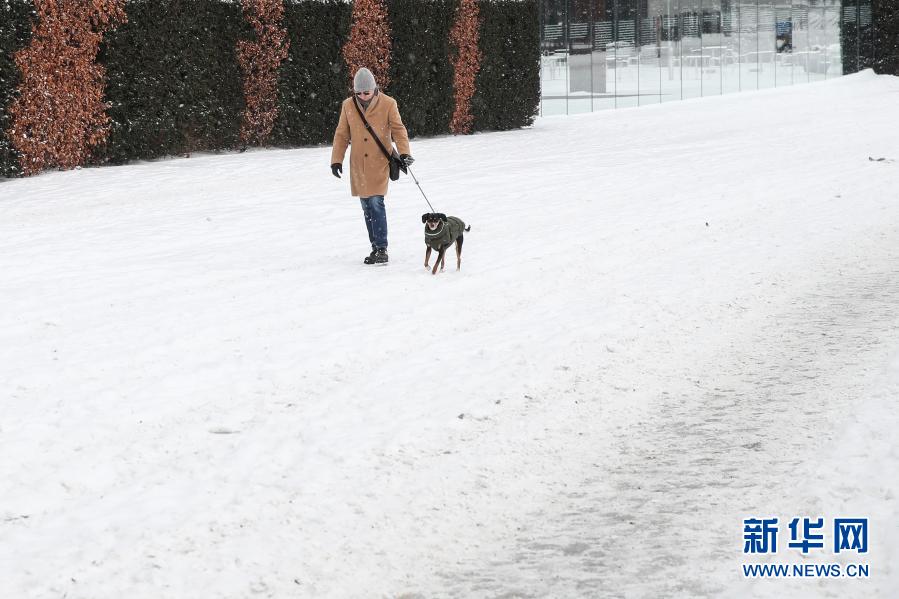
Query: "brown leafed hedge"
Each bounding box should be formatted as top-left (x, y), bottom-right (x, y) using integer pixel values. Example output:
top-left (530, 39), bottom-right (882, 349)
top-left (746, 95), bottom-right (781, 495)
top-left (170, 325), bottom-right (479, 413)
top-left (237, 0), bottom-right (290, 146)
top-left (1, 0), bottom-right (541, 177)
top-left (449, 0), bottom-right (482, 134)
top-left (7, 0), bottom-right (126, 175)
top-left (342, 0), bottom-right (393, 92)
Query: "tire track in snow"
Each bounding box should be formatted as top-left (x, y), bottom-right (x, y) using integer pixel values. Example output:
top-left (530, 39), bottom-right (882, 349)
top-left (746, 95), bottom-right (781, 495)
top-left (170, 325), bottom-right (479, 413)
top-left (431, 232), bottom-right (899, 598)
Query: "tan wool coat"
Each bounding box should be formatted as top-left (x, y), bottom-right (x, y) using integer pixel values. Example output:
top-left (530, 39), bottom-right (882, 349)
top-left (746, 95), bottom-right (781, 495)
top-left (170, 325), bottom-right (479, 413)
top-left (331, 92), bottom-right (411, 198)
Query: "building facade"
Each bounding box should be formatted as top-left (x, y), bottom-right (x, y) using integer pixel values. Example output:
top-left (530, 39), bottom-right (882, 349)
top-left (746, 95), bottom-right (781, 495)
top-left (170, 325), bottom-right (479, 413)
top-left (539, 0), bottom-right (875, 115)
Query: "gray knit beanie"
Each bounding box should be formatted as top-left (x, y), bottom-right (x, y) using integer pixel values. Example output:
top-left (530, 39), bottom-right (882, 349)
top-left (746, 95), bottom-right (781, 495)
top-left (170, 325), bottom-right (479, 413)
top-left (353, 67), bottom-right (377, 93)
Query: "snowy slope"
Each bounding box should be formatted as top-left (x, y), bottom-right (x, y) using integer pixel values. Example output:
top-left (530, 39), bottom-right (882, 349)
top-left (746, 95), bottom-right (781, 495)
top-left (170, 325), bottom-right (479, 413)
top-left (2, 70), bottom-right (898, 598)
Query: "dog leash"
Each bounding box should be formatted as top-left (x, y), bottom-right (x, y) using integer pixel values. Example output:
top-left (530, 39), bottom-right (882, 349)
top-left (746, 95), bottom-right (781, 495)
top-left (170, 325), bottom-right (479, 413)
top-left (407, 166), bottom-right (436, 213)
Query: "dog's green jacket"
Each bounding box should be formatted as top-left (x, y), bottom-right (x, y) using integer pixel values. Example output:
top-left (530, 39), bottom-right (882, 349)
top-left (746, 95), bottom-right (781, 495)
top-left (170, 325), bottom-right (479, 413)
top-left (424, 216), bottom-right (466, 250)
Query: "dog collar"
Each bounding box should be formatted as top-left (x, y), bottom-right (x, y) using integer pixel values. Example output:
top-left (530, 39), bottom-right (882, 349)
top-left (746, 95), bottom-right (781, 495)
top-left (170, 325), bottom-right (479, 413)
top-left (424, 222), bottom-right (446, 237)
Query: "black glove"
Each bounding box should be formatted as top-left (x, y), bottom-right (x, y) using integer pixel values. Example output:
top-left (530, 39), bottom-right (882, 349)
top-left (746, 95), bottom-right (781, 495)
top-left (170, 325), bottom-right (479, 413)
top-left (400, 154), bottom-right (414, 167)
top-left (331, 163), bottom-right (342, 178)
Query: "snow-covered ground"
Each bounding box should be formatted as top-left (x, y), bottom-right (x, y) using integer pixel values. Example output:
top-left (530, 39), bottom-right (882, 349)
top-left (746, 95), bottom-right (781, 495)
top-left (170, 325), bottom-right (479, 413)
top-left (2, 70), bottom-right (898, 598)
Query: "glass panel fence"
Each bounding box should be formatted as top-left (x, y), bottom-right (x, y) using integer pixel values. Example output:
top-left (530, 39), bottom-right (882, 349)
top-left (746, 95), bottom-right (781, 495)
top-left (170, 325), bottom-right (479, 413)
top-left (660, 0), bottom-right (683, 102)
top-left (637, 0), bottom-right (662, 105)
top-left (824, 0), bottom-right (842, 77)
top-left (702, 0), bottom-right (724, 96)
top-left (538, 0), bottom-right (857, 114)
top-left (721, 0), bottom-right (742, 93)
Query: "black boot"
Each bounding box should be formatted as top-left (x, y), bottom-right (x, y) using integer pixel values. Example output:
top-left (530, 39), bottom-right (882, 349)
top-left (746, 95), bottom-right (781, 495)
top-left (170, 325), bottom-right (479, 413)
top-left (363, 249), bottom-right (378, 264)
top-left (366, 248), bottom-right (388, 265)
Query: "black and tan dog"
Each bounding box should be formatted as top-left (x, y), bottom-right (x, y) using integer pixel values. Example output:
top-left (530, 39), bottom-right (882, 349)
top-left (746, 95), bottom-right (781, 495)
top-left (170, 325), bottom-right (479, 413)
top-left (422, 213), bottom-right (470, 275)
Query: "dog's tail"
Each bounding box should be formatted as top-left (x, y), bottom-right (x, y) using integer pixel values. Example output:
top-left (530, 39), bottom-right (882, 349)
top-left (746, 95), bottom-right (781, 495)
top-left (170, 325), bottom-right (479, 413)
top-left (464, 225), bottom-right (471, 232)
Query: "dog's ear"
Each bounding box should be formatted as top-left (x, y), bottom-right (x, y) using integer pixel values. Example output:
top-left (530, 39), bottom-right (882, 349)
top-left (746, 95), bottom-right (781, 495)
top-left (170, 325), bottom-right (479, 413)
top-left (422, 213), bottom-right (430, 223)
top-left (438, 213), bottom-right (447, 223)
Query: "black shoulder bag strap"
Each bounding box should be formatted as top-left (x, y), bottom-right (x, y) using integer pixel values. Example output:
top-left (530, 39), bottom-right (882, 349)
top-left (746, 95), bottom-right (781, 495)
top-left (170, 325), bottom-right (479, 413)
top-left (350, 96), bottom-right (407, 175)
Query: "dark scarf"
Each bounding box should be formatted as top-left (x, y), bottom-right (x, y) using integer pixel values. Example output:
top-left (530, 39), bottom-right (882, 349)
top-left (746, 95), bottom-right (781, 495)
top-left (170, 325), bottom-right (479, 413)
top-left (358, 89), bottom-right (379, 111)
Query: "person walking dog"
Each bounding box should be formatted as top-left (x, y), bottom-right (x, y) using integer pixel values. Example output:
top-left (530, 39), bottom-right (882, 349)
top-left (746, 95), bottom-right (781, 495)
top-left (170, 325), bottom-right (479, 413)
top-left (331, 67), bottom-right (413, 265)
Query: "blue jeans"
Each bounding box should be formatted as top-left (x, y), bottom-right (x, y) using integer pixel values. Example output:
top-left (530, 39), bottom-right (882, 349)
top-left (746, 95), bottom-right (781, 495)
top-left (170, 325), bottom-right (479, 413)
top-left (360, 195), bottom-right (388, 249)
